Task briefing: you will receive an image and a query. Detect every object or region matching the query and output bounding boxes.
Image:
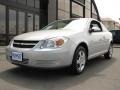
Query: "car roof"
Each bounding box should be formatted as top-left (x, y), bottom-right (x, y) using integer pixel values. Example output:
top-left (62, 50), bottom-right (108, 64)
top-left (57, 18), bottom-right (100, 22)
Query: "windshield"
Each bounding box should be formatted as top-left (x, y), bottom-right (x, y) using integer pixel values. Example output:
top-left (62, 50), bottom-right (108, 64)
top-left (41, 20), bottom-right (73, 30)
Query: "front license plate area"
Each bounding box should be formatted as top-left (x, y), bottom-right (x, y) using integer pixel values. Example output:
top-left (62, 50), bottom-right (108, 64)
top-left (12, 52), bottom-right (23, 62)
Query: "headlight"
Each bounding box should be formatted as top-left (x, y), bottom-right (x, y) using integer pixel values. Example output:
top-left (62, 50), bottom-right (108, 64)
top-left (40, 37), bottom-right (69, 49)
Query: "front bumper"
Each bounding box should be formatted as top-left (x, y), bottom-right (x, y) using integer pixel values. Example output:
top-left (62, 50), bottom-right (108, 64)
top-left (6, 45), bottom-right (75, 68)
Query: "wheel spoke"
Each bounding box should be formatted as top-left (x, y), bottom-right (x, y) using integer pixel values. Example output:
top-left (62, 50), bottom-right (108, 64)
top-left (77, 59), bottom-right (80, 64)
top-left (77, 50), bottom-right (86, 71)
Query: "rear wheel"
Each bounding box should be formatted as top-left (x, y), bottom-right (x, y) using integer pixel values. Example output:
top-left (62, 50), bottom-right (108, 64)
top-left (104, 44), bottom-right (113, 59)
top-left (71, 46), bottom-right (87, 74)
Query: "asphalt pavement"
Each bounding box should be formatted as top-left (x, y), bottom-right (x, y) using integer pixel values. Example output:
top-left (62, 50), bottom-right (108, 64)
top-left (0, 46), bottom-right (120, 90)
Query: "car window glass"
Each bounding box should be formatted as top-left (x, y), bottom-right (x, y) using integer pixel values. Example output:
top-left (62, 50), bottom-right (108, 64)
top-left (112, 32), bottom-right (116, 36)
top-left (41, 20), bottom-right (73, 30)
top-left (90, 21), bottom-right (102, 32)
top-left (118, 31), bottom-right (120, 36)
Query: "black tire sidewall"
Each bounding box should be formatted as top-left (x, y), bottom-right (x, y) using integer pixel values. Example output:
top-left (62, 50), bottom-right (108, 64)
top-left (72, 46), bottom-right (87, 74)
top-left (104, 44), bottom-right (113, 59)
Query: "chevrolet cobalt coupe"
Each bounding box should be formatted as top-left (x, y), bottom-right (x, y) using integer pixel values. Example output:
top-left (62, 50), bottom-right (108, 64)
top-left (6, 18), bottom-right (113, 74)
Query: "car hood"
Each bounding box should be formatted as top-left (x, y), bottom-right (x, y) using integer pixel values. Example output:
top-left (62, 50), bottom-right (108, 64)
top-left (14, 29), bottom-right (79, 41)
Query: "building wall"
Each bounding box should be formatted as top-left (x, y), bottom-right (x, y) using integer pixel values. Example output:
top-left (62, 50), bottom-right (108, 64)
top-left (85, 0), bottom-right (91, 18)
top-left (56, 0), bottom-right (100, 20)
top-left (0, 0), bottom-right (100, 45)
top-left (102, 21), bottom-right (120, 30)
top-left (48, 0), bottom-right (57, 23)
top-left (0, 0), bottom-right (40, 45)
top-left (102, 21), bottom-right (115, 30)
top-left (58, 0), bottom-right (70, 19)
top-left (102, 18), bottom-right (120, 30)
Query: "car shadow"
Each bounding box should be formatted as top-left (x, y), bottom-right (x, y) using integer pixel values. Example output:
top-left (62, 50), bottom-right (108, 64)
top-left (0, 56), bottom-right (116, 90)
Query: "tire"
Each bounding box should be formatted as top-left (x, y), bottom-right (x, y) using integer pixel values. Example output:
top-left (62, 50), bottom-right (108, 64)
top-left (71, 46), bottom-right (87, 74)
top-left (104, 44), bottom-right (113, 59)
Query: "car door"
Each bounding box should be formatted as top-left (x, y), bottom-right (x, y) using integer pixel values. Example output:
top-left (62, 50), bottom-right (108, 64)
top-left (100, 23), bottom-right (111, 51)
top-left (88, 20), bottom-right (105, 57)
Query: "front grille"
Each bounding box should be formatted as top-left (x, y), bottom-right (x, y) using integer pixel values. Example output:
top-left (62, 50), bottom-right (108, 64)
top-left (13, 40), bottom-right (39, 48)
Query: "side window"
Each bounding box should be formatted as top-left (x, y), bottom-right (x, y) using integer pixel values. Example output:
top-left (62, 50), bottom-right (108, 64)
top-left (90, 21), bottom-right (102, 32)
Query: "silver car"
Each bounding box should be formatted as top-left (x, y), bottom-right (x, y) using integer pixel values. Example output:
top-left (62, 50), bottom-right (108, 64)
top-left (6, 18), bottom-right (113, 74)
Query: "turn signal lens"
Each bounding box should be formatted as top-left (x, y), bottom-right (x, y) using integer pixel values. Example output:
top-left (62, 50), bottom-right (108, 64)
top-left (56, 39), bottom-right (65, 47)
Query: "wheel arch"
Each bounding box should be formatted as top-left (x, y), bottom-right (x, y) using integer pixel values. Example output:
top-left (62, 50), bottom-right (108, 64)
top-left (110, 40), bottom-right (113, 44)
top-left (74, 42), bottom-right (89, 59)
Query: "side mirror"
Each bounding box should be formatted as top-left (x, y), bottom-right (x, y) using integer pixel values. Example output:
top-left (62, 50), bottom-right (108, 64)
top-left (89, 28), bottom-right (94, 33)
top-left (89, 27), bottom-right (101, 33)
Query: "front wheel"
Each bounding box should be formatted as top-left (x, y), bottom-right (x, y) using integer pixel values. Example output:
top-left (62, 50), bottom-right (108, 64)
top-left (71, 46), bottom-right (87, 74)
top-left (104, 44), bottom-right (113, 59)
